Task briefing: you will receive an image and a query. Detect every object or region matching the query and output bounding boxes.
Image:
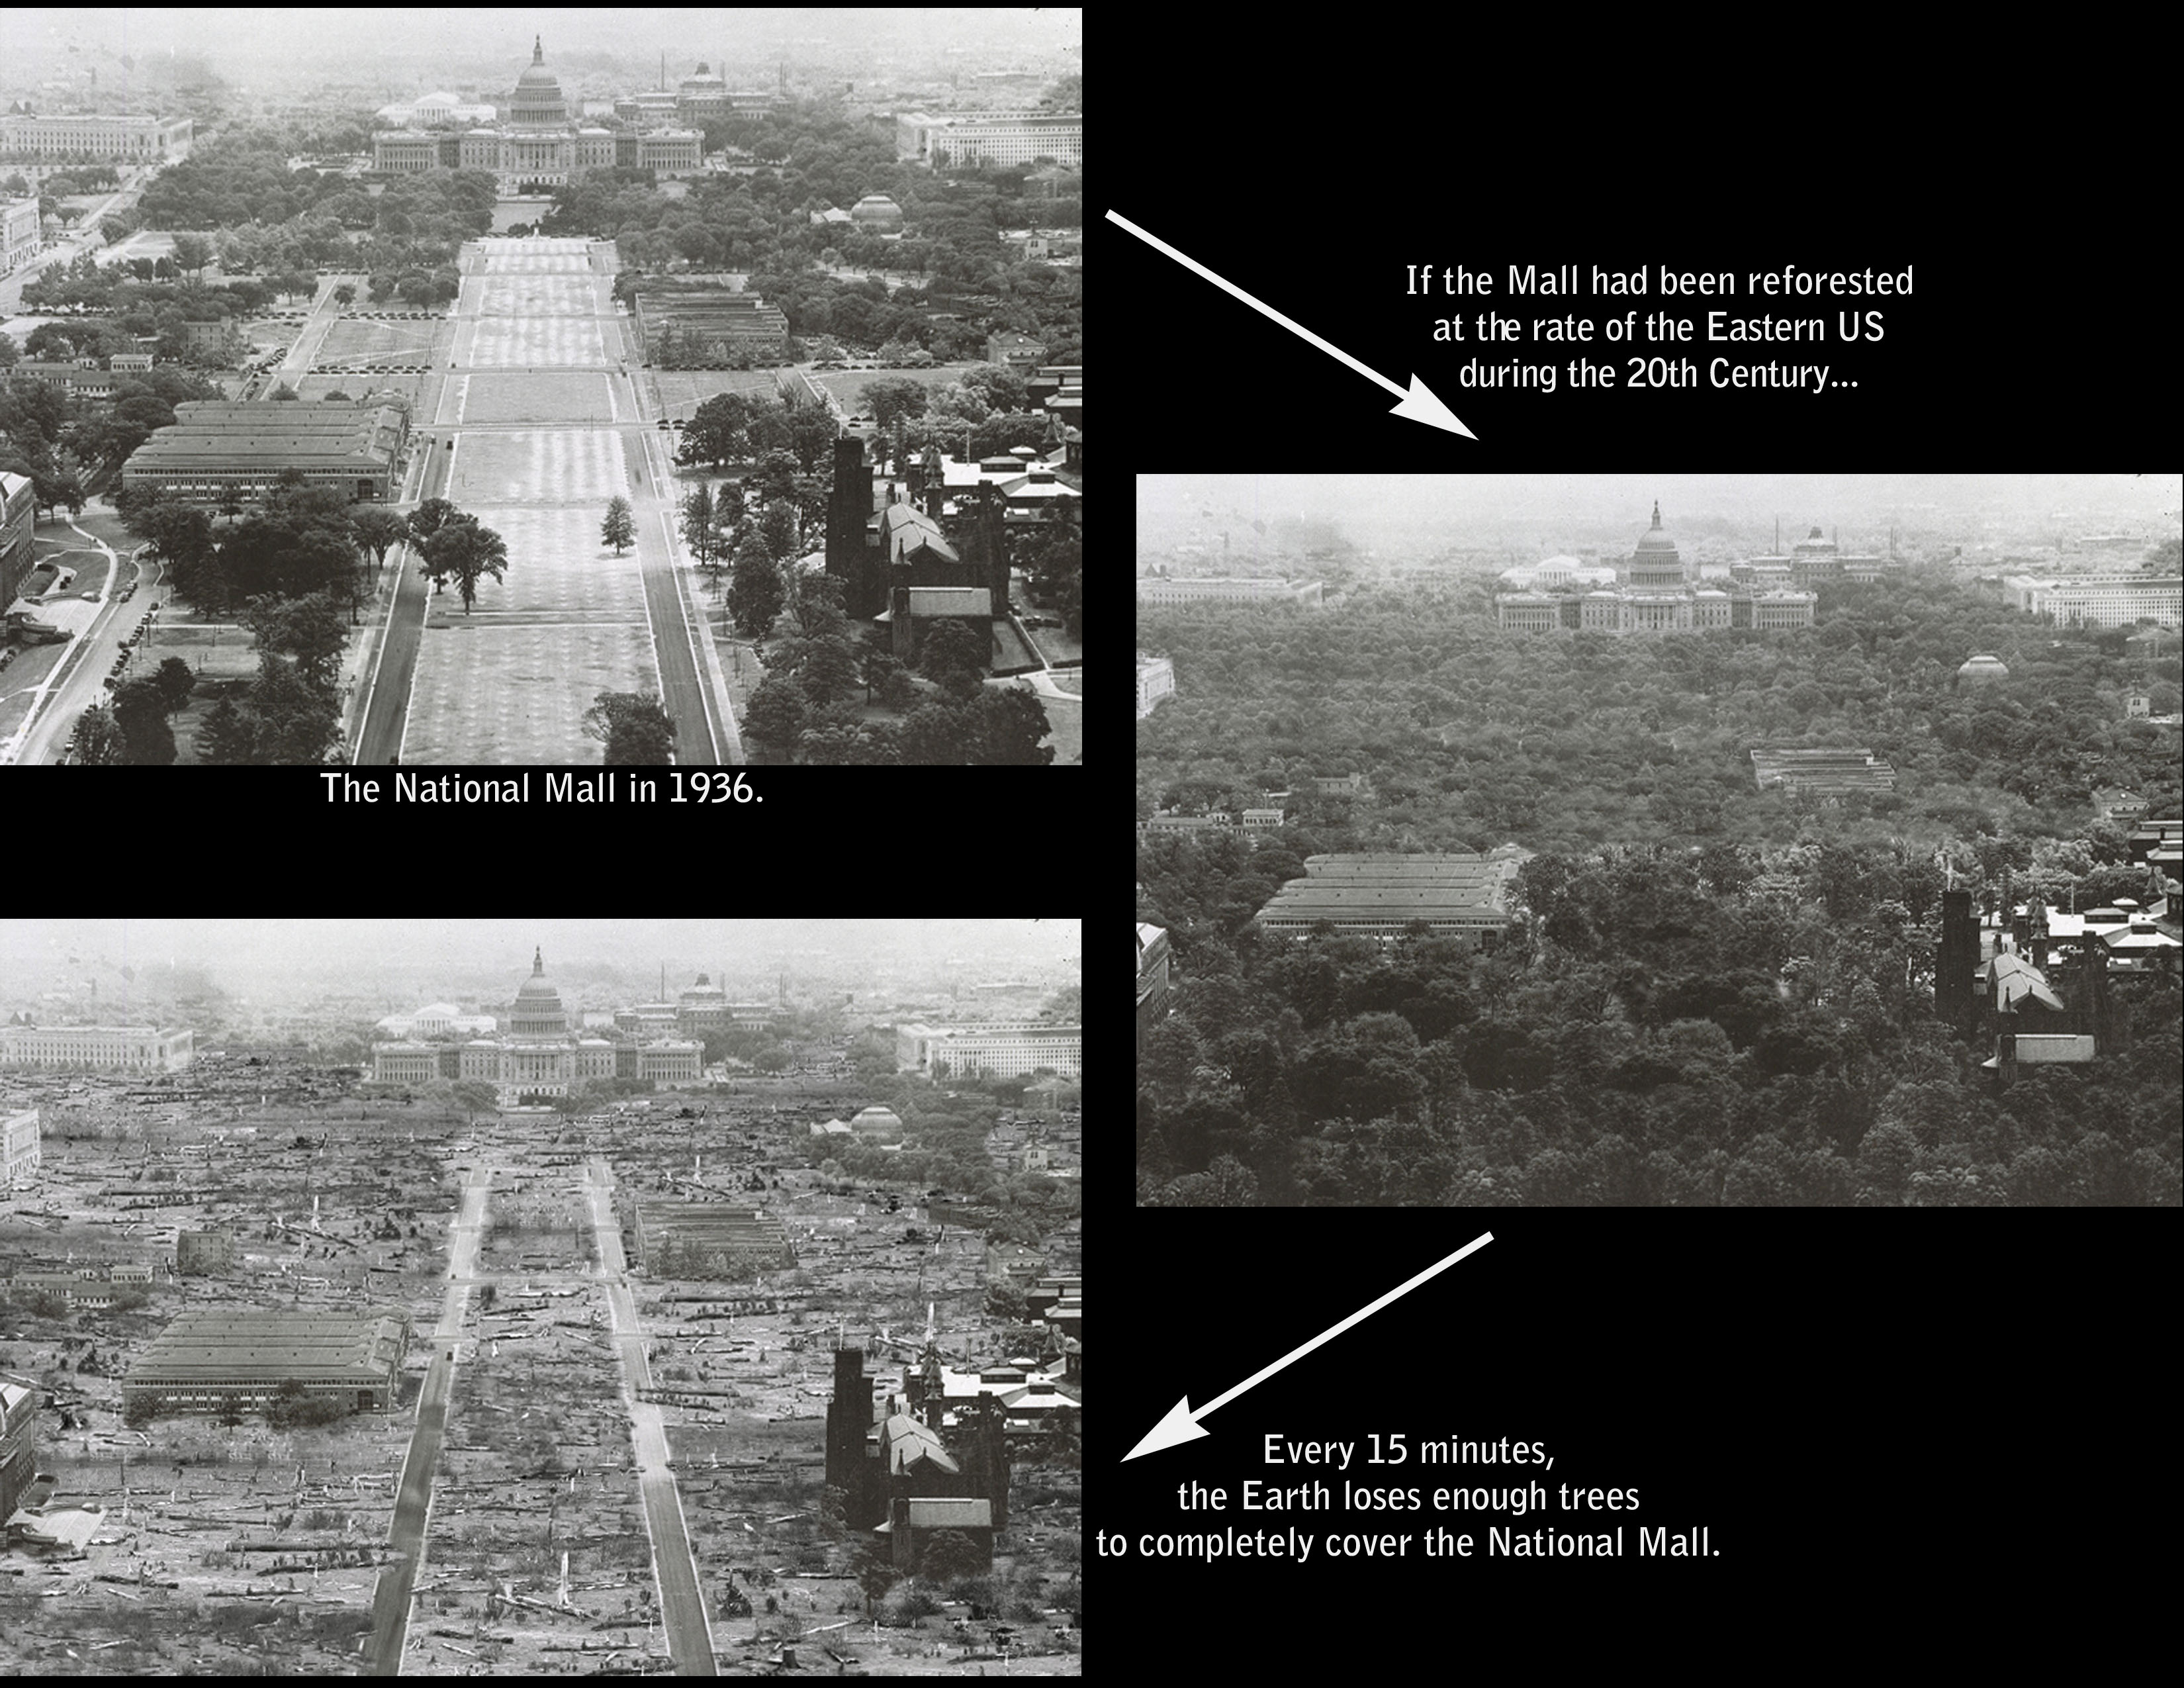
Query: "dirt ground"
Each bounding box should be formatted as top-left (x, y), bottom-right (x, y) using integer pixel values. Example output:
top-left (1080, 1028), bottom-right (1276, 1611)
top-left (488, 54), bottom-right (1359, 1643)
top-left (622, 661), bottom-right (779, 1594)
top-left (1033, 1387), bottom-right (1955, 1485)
top-left (1, 1074), bottom-right (1081, 1675)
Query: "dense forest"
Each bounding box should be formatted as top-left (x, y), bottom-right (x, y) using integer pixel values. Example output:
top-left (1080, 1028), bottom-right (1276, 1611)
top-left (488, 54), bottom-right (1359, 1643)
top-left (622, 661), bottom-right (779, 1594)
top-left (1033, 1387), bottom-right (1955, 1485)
top-left (1136, 828), bottom-right (2181, 1206)
top-left (1137, 565), bottom-right (2183, 1207)
top-left (1138, 570), bottom-right (2182, 851)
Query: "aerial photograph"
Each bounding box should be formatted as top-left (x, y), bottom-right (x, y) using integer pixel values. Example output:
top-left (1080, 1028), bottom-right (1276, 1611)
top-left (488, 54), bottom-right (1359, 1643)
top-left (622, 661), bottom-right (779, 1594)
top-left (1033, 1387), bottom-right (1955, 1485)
top-left (1136, 472), bottom-right (2183, 1206)
top-left (1, 9), bottom-right (1082, 766)
top-left (0, 917), bottom-right (1083, 1673)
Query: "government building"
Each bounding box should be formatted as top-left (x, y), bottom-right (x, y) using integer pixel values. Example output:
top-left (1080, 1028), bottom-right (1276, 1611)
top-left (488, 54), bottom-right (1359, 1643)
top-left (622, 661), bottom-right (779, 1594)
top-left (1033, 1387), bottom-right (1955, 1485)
top-left (370, 948), bottom-right (700, 1106)
top-left (1495, 504), bottom-right (1817, 633)
top-left (896, 111), bottom-right (1082, 169)
top-left (1, 1024), bottom-right (195, 1072)
top-left (373, 37), bottom-right (703, 189)
top-left (3, 1107), bottom-right (38, 1188)
top-left (1137, 575), bottom-right (1324, 606)
top-left (0, 112), bottom-right (193, 162)
top-left (895, 1021), bottom-right (1082, 1080)
top-left (1998, 573), bottom-right (2182, 629)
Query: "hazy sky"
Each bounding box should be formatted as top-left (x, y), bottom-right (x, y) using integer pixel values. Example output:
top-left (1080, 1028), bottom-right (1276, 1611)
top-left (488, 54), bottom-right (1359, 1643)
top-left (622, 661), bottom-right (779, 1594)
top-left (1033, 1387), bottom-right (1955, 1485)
top-left (9, 9), bottom-right (1080, 82)
top-left (0, 919), bottom-right (1077, 993)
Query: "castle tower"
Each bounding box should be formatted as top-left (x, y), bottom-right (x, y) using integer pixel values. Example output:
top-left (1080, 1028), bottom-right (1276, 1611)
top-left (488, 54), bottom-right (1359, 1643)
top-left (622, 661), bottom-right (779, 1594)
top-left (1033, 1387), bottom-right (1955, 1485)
top-left (827, 436), bottom-right (874, 616)
top-left (1934, 888), bottom-right (1978, 1033)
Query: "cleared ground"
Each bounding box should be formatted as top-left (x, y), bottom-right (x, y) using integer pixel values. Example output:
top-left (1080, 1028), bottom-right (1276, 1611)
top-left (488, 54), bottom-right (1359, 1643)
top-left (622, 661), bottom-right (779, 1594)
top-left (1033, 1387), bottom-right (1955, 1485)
top-left (467, 312), bottom-right (608, 369)
top-left (449, 430), bottom-right (629, 507)
top-left (404, 618), bottom-right (655, 763)
top-left (645, 369), bottom-right (782, 420)
top-left (461, 369), bottom-right (620, 424)
top-left (314, 316), bottom-right (449, 366)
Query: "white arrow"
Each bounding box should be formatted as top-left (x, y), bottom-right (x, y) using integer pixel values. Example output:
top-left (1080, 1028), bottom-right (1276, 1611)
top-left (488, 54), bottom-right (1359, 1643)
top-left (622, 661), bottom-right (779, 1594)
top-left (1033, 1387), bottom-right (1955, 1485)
top-left (1125, 1232), bottom-right (1494, 1460)
top-left (1107, 209), bottom-right (1477, 439)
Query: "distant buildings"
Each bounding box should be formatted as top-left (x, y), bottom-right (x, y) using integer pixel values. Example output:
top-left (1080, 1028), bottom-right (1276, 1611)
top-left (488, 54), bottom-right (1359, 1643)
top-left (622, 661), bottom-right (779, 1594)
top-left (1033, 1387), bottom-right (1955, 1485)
top-left (1136, 924), bottom-right (1170, 1057)
top-left (2, 197), bottom-right (40, 271)
top-left (1957, 653), bottom-right (2010, 686)
top-left (895, 110), bottom-right (1082, 169)
top-left (1495, 504), bottom-right (1815, 632)
top-left (369, 949), bottom-right (700, 1105)
top-left (1998, 573), bottom-right (2183, 628)
top-left (1137, 576), bottom-right (1324, 606)
top-left (123, 1309), bottom-right (410, 1417)
top-left (0, 113), bottom-right (193, 162)
top-left (1254, 853), bottom-right (1512, 943)
top-left (0, 469), bottom-right (34, 612)
top-left (372, 38), bottom-right (703, 189)
top-left (1749, 748), bottom-right (1897, 796)
top-left (1136, 654), bottom-right (1175, 719)
top-left (896, 1021), bottom-right (1081, 1080)
top-left (0, 1025), bottom-right (195, 1072)
top-left (2, 1107), bottom-right (38, 1186)
top-left (0, 1381), bottom-right (36, 1523)
top-left (375, 1003), bottom-right (498, 1039)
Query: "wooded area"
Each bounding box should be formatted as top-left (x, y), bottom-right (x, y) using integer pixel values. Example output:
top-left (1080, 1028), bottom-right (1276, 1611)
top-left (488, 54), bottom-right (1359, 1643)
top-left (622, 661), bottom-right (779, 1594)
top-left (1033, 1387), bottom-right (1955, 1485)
top-left (1137, 566), bottom-right (2183, 1207)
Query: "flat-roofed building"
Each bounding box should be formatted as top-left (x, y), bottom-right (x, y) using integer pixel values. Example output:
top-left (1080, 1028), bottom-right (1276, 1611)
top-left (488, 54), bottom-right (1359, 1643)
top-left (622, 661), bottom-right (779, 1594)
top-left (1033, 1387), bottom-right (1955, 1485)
top-left (1136, 924), bottom-right (1170, 1058)
top-left (123, 1309), bottom-right (410, 1417)
top-left (896, 111), bottom-right (1081, 168)
top-left (1, 1025), bottom-right (194, 1071)
top-left (1749, 747), bottom-right (1897, 795)
top-left (2, 197), bottom-right (40, 271)
top-left (2000, 573), bottom-right (2183, 627)
top-left (1137, 575), bottom-right (1323, 606)
top-left (1137, 653), bottom-right (1175, 718)
top-left (0, 469), bottom-right (33, 611)
top-left (1, 113), bottom-right (192, 160)
top-left (0, 1380), bottom-right (36, 1523)
top-left (895, 1021), bottom-right (1082, 1080)
top-left (634, 1203), bottom-right (794, 1278)
top-left (1257, 852), bottom-right (1510, 943)
top-left (3, 1107), bottom-right (39, 1186)
top-left (122, 401), bottom-right (408, 504)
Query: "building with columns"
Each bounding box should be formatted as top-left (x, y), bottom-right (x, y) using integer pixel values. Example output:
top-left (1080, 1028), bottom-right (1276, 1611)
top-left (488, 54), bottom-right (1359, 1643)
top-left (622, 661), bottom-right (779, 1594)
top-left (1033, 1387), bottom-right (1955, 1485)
top-left (374, 37), bottom-right (702, 189)
top-left (1496, 503), bottom-right (1816, 633)
top-left (371, 947), bottom-right (699, 1105)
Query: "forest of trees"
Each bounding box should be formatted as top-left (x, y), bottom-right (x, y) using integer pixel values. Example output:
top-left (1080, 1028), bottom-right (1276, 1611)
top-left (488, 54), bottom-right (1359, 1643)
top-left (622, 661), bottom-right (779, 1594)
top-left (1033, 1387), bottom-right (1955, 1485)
top-left (1138, 564), bottom-right (2183, 1207)
top-left (1138, 571), bottom-right (2183, 853)
top-left (1138, 827), bottom-right (2181, 1207)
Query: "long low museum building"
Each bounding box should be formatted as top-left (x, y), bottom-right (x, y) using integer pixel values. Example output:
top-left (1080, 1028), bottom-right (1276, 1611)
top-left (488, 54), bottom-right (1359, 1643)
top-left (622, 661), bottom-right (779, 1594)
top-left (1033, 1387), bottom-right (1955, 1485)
top-left (123, 1309), bottom-right (412, 1417)
top-left (1255, 852), bottom-right (1513, 943)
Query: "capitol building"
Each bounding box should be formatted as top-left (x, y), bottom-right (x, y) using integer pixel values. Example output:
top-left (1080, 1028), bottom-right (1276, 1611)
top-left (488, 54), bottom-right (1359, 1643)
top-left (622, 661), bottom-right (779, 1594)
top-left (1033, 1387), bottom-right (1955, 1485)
top-left (371, 948), bottom-right (702, 1107)
top-left (373, 36), bottom-right (702, 191)
top-left (1496, 504), bottom-right (1818, 634)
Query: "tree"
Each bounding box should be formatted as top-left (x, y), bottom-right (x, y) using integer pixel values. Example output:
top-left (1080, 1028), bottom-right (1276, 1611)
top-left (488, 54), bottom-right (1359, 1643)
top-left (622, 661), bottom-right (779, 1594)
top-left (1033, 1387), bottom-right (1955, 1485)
top-left (406, 496), bottom-right (461, 547)
top-left (333, 282), bottom-right (356, 306)
top-left (66, 706), bottom-right (128, 765)
top-left (919, 617), bottom-right (987, 685)
top-left (742, 673), bottom-right (809, 756)
top-left (422, 516), bottom-right (509, 612)
top-left (727, 545), bottom-right (786, 643)
top-left (601, 495), bottom-right (635, 556)
top-left (860, 376), bottom-right (930, 432)
top-left (349, 505), bottom-right (409, 579)
top-left (582, 692), bottom-right (676, 765)
top-left (152, 657), bottom-right (197, 714)
top-left (242, 592), bottom-right (347, 690)
top-left (677, 391), bottom-right (756, 469)
top-left (971, 685), bottom-right (1054, 765)
top-left (680, 483), bottom-right (719, 574)
top-left (169, 232), bottom-right (213, 280)
top-left (112, 675), bottom-right (182, 765)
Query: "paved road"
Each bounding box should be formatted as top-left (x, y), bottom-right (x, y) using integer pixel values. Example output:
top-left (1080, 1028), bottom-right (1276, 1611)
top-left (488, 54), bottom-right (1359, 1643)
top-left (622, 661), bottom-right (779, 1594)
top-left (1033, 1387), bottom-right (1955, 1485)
top-left (368, 1168), bottom-right (491, 1676)
top-left (586, 1158), bottom-right (716, 1675)
top-left (3, 515), bottom-right (158, 767)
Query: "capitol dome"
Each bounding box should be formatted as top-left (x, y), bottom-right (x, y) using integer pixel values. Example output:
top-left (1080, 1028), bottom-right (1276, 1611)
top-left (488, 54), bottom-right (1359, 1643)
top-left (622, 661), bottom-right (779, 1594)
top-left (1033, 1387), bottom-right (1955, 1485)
top-left (1633, 502), bottom-right (1680, 555)
top-left (509, 947), bottom-right (569, 1039)
top-left (1958, 653), bottom-right (2010, 685)
top-left (509, 36), bottom-right (567, 126)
